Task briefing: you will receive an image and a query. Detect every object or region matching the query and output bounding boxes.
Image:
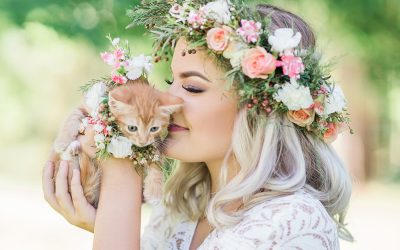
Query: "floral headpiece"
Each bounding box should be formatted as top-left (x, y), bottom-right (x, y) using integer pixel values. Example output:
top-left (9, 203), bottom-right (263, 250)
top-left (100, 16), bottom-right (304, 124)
top-left (80, 36), bottom-right (159, 173)
top-left (127, 0), bottom-right (353, 143)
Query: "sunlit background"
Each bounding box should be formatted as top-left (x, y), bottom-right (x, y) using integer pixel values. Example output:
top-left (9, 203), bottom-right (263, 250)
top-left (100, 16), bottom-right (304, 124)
top-left (0, 0), bottom-right (399, 249)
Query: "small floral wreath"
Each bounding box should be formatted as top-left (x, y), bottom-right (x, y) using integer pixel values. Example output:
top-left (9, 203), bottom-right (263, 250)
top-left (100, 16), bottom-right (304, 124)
top-left (79, 36), bottom-right (160, 174)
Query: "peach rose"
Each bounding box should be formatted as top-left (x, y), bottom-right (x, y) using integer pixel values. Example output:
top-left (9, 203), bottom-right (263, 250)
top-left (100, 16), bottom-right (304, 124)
top-left (287, 108), bottom-right (315, 127)
top-left (241, 46), bottom-right (276, 79)
top-left (323, 122), bottom-right (339, 143)
top-left (206, 26), bottom-right (231, 52)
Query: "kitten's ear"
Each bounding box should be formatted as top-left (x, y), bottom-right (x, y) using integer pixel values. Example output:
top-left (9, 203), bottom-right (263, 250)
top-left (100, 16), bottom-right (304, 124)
top-left (158, 92), bottom-right (183, 115)
top-left (159, 92), bottom-right (184, 106)
top-left (159, 104), bottom-right (183, 116)
top-left (108, 90), bottom-right (133, 115)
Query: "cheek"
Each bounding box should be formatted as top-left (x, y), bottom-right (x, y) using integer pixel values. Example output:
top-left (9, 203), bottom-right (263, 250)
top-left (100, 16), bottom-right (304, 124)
top-left (185, 93), bottom-right (237, 161)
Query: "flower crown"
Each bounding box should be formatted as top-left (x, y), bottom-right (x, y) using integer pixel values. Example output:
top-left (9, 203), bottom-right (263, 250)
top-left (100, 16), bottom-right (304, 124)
top-left (127, 0), bottom-right (353, 143)
top-left (80, 36), bottom-right (159, 174)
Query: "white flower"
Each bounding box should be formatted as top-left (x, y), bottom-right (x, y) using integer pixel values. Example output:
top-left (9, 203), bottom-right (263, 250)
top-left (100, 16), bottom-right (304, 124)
top-left (125, 54), bottom-right (153, 80)
top-left (222, 39), bottom-right (248, 68)
top-left (94, 132), bottom-right (106, 151)
top-left (268, 28), bottom-right (302, 53)
top-left (202, 0), bottom-right (231, 24)
top-left (85, 82), bottom-right (107, 115)
top-left (111, 37), bottom-right (120, 46)
top-left (153, 154), bottom-right (160, 161)
top-left (169, 3), bottom-right (187, 23)
top-left (93, 123), bottom-right (105, 133)
top-left (107, 136), bottom-right (133, 158)
top-left (81, 117), bottom-right (89, 128)
top-left (273, 78), bottom-right (314, 110)
top-left (324, 85), bottom-right (347, 115)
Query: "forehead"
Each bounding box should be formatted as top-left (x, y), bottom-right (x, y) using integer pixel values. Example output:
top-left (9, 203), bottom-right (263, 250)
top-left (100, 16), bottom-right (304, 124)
top-left (171, 38), bottom-right (226, 82)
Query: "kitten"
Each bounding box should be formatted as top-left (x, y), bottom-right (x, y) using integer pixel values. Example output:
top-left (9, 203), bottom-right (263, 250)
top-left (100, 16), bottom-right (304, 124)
top-left (53, 79), bottom-right (182, 207)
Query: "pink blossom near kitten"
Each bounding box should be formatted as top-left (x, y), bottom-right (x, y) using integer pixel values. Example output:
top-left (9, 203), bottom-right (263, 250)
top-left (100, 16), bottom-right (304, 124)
top-left (53, 79), bottom-right (182, 207)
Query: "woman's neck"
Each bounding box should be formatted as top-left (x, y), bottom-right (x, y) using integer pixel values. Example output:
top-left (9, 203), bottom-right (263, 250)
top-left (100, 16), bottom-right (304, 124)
top-left (205, 155), bottom-right (240, 194)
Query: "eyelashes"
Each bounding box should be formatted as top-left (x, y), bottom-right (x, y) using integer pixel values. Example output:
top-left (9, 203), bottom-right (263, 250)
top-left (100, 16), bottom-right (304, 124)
top-left (182, 84), bottom-right (204, 93)
top-left (164, 79), bottom-right (204, 93)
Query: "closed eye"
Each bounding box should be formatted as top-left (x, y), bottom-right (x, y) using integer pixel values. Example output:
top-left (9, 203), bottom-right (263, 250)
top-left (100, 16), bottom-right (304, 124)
top-left (182, 84), bottom-right (204, 93)
top-left (164, 79), bottom-right (204, 93)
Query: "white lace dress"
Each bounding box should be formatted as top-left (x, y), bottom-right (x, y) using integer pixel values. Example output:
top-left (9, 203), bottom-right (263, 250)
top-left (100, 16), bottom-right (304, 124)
top-left (141, 190), bottom-right (339, 250)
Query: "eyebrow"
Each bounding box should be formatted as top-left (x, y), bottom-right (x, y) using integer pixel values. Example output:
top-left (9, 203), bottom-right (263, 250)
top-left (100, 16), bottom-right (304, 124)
top-left (179, 71), bottom-right (210, 82)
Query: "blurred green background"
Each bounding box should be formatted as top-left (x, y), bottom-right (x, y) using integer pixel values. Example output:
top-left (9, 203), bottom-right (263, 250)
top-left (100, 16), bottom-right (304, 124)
top-left (0, 0), bottom-right (399, 249)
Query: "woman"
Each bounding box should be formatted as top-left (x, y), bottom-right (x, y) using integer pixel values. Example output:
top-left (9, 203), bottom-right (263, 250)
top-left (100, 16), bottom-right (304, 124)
top-left (43, 2), bottom-right (352, 249)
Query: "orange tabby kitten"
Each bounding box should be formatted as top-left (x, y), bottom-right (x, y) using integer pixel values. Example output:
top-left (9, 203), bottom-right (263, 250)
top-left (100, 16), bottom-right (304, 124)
top-left (53, 79), bottom-right (182, 207)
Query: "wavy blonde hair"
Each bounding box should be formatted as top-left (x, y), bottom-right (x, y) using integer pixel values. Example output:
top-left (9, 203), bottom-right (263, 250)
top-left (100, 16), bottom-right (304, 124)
top-left (163, 3), bottom-right (352, 240)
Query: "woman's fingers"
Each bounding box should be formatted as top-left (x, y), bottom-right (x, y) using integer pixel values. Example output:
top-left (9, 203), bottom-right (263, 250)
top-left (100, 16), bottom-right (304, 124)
top-left (71, 168), bottom-right (96, 232)
top-left (55, 161), bottom-right (75, 214)
top-left (71, 169), bottom-right (88, 211)
top-left (42, 161), bottom-right (60, 211)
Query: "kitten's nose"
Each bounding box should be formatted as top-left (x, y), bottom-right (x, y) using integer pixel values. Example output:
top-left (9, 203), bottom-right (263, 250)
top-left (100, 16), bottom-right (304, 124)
top-left (139, 138), bottom-right (147, 146)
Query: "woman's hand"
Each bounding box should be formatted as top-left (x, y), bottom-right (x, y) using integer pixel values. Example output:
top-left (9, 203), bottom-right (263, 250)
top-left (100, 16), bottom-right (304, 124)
top-left (42, 159), bottom-right (96, 232)
top-left (42, 126), bottom-right (97, 233)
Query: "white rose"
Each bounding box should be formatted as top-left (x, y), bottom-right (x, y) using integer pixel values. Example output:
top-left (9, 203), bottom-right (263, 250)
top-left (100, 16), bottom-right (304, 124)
top-left (202, 0), bottom-right (231, 24)
top-left (85, 82), bottom-right (107, 114)
top-left (107, 136), bottom-right (133, 158)
top-left (125, 54), bottom-right (153, 80)
top-left (324, 85), bottom-right (347, 115)
top-left (268, 28), bottom-right (302, 53)
top-left (273, 78), bottom-right (314, 110)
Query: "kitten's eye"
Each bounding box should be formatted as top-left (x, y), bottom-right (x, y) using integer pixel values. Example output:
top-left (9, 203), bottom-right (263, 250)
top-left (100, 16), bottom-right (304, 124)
top-left (127, 125), bottom-right (138, 132)
top-left (150, 126), bottom-right (159, 132)
top-left (182, 84), bottom-right (204, 93)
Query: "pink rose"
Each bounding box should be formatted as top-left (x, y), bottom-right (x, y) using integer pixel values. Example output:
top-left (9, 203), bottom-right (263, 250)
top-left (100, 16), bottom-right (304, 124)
top-left (241, 47), bottom-right (276, 79)
top-left (112, 74), bottom-right (127, 84)
top-left (236, 19), bottom-right (262, 43)
top-left (206, 26), bottom-right (231, 51)
top-left (114, 48), bottom-right (124, 61)
top-left (323, 122), bottom-right (339, 143)
top-left (287, 108), bottom-right (315, 127)
top-left (101, 52), bottom-right (114, 65)
top-left (187, 10), bottom-right (206, 28)
top-left (276, 54), bottom-right (304, 79)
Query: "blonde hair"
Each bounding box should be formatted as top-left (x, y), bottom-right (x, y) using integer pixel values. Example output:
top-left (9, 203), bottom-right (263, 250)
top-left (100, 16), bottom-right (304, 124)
top-left (163, 3), bottom-right (353, 241)
top-left (164, 110), bottom-right (352, 239)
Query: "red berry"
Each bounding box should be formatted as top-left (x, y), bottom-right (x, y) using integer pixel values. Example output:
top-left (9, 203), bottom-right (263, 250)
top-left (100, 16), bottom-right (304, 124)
top-left (252, 98), bottom-right (259, 104)
top-left (247, 103), bottom-right (253, 109)
top-left (262, 99), bottom-right (269, 106)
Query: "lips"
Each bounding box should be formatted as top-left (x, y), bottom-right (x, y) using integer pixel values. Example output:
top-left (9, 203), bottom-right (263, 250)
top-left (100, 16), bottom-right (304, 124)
top-left (168, 123), bottom-right (189, 132)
